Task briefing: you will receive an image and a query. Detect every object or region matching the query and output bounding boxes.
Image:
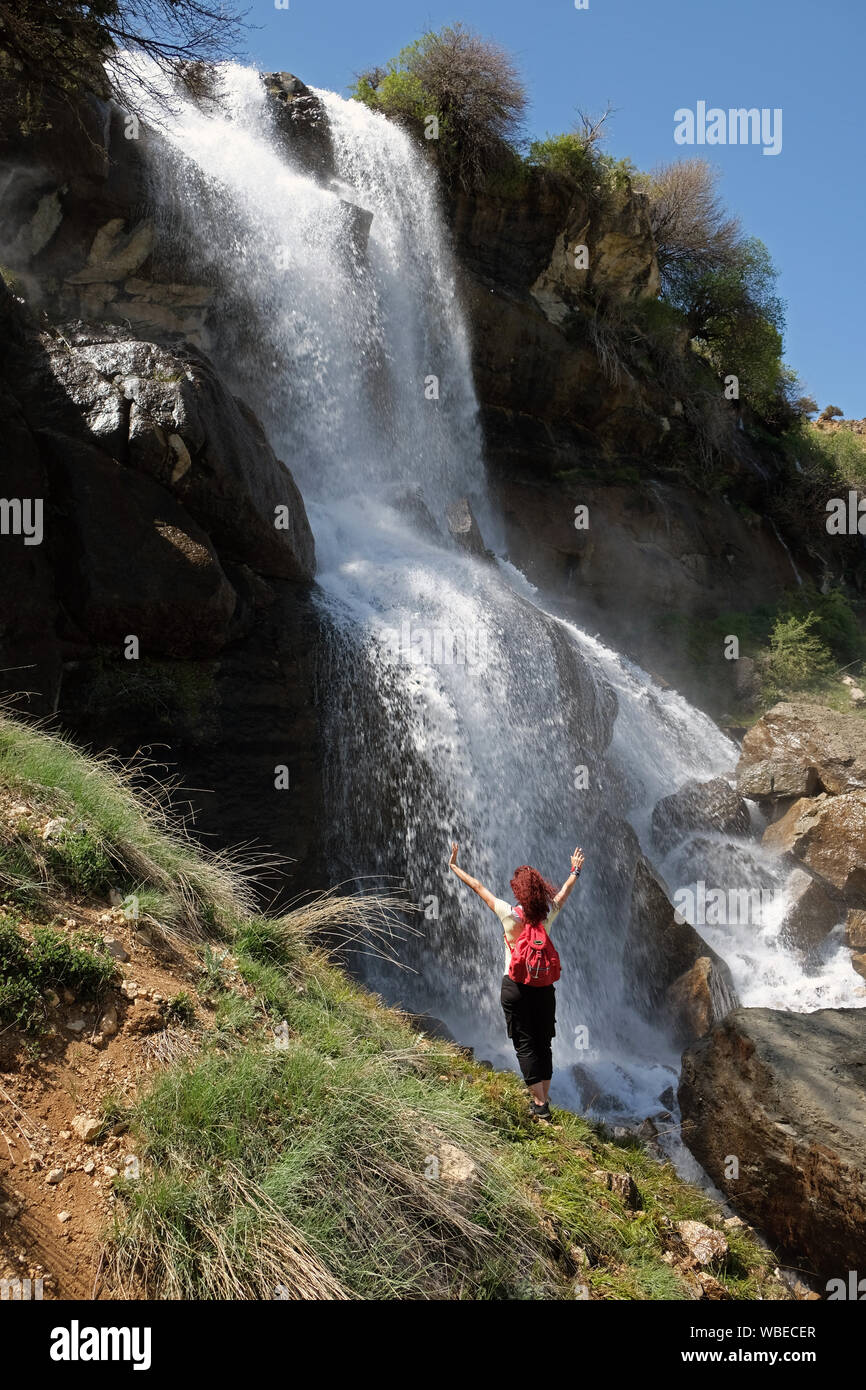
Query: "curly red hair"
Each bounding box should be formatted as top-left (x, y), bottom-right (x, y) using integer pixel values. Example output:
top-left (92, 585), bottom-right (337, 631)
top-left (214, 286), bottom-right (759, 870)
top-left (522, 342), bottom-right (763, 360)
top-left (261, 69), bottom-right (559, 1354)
top-left (510, 865), bottom-right (557, 927)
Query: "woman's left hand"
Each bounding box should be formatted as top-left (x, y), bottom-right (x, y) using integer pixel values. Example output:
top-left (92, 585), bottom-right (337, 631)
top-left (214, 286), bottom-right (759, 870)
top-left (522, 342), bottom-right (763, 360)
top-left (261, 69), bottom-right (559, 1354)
top-left (449, 842), bottom-right (459, 868)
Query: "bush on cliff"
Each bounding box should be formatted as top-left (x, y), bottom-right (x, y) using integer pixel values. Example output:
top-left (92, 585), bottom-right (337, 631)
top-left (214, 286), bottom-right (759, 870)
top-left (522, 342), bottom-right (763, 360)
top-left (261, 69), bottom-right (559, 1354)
top-left (353, 24), bottom-right (527, 191)
top-left (640, 160), bottom-right (796, 425)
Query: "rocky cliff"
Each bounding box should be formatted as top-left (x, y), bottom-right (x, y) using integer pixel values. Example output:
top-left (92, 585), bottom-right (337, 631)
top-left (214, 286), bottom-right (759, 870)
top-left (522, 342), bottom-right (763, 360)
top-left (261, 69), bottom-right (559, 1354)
top-left (446, 175), bottom-right (821, 705)
top-left (680, 1006), bottom-right (866, 1282)
top-left (0, 76), bottom-right (330, 891)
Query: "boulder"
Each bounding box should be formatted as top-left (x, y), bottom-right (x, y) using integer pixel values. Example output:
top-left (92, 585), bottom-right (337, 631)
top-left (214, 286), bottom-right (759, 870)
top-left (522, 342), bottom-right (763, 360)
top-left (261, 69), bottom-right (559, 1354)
top-left (651, 777), bottom-right (751, 856)
top-left (676, 1220), bottom-right (728, 1266)
top-left (623, 856), bottom-right (737, 1045)
top-left (666, 957), bottom-right (719, 1040)
top-left (737, 759), bottom-right (819, 803)
top-left (763, 792), bottom-right (866, 906)
top-left (446, 496), bottom-right (488, 560)
top-left (679, 1007), bottom-right (866, 1280)
top-left (339, 199), bottom-right (374, 262)
top-left (737, 703), bottom-right (866, 801)
top-left (41, 327), bottom-right (315, 584)
top-left (263, 72), bottom-right (335, 181)
top-left (845, 909), bottom-right (866, 950)
top-left (387, 487), bottom-right (441, 543)
top-left (779, 868), bottom-right (844, 954)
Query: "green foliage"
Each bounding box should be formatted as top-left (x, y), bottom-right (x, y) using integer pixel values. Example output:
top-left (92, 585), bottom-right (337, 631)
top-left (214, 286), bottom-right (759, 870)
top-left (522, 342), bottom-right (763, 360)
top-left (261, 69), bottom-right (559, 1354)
top-left (658, 585), bottom-right (865, 717)
top-left (760, 613), bottom-right (835, 702)
top-left (782, 420), bottom-right (866, 488)
top-left (42, 824), bottom-right (116, 897)
top-left (785, 585), bottom-right (865, 665)
top-left (166, 991), bottom-right (196, 1025)
top-left (0, 713), bottom-right (253, 938)
top-left (352, 24), bottom-right (527, 191)
top-left (526, 132), bottom-right (636, 205)
top-left (527, 132), bottom-right (594, 182)
top-left (0, 914), bottom-right (115, 1032)
top-left (681, 238), bottom-right (788, 415)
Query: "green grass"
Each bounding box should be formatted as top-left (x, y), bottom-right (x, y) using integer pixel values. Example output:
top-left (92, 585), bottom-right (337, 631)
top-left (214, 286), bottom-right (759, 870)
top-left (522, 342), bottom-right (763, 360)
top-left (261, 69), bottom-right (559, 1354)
top-left (0, 711), bottom-right (256, 937)
top-left (783, 419), bottom-right (866, 488)
top-left (0, 912), bottom-right (115, 1032)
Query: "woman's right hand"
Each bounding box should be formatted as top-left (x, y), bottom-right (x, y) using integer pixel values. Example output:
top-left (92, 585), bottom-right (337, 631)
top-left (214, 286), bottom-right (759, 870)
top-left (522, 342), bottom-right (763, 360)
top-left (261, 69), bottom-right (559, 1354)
top-left (449, 842), bottom-right (459, 868)
top-left (571, 847), bottom-right (585, 873)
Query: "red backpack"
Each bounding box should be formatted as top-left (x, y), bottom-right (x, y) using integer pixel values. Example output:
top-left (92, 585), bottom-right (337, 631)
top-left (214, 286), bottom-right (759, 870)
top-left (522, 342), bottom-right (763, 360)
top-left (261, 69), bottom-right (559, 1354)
top-left (508, 906), bottom-right (561, 987)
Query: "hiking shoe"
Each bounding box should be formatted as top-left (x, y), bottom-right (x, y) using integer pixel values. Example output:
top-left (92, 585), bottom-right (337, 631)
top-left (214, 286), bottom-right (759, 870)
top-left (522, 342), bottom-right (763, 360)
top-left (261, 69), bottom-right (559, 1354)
top-left (530, 1100), bottom-right (552, 1121)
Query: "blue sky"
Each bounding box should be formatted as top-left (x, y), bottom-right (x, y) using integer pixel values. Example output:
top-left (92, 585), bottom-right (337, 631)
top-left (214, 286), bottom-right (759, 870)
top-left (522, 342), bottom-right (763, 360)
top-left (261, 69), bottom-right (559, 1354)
top-left (246, 0), bottom-right (865, 415)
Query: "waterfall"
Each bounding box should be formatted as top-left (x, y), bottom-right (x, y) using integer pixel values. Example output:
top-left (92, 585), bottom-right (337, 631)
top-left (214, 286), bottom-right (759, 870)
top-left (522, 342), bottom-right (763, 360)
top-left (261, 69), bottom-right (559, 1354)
top-left (126, 61), bottom-right (864, 1138)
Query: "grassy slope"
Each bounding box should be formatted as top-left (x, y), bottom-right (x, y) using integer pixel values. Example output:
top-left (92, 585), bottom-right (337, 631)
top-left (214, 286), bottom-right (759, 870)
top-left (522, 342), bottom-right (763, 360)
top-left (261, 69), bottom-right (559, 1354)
top-left (0, 712), bottom-right (789, 1301)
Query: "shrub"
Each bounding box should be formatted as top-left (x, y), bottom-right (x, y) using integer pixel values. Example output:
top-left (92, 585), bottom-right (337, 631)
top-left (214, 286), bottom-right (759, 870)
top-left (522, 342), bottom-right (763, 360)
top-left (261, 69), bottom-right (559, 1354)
top-left (0, 915), bottom-right (115, 1032)
top-left (781, 418), bottom-right (866, 488)
top-left (682, 238), bottom-right (789, 417)
top-left (641, 159), bottom-right (741, 294)
top-left (759, 613), bottom-right (836, 701)
top-left (352, 24), bottom-right (527, 191)
top-left (641, 162), bottom-right (793, 424)
top-left (527, 132), bottom-right (594, 183)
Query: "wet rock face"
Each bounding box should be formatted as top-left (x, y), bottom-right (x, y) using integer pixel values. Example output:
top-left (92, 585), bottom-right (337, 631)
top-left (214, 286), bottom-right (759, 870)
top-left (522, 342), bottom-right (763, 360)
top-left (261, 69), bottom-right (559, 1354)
top-left (679, 1007), bottom-right (866, 1281)
top-left (40, 325), bottom-right (315, 584)
top-left (737, 702), bottom-right (866, 802)
top-left (651, 777), bottom-right (751, 857)
top-left (0, 285), bottom-right (324, 893)
top-left (44, 435), bottom-right (237, 658)
top-left (763, 791), bottom-right (866, 906)
top-left (624, 856), bottom-right (737, 1045)
top-left (263, 72), bottom-right (335, 182)
top-left (446, 496), bottom-right (488, 559)
top-left (779, 867), bottom-right (844, 955)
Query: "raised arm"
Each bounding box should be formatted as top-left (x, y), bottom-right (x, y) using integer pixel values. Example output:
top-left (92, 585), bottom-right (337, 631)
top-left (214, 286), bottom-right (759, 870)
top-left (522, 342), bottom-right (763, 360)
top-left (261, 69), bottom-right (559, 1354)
top-left (448, 842), bottom-right (498, 912)
top-left (554, 847), bottom-right (585, 909)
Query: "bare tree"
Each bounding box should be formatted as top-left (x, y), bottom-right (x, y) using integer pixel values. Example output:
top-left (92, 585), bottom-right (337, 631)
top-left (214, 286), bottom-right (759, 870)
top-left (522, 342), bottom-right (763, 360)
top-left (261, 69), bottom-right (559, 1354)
top-left (573, 103), bottom-right (615, 153)
top-left (0, 0), bottom-right (247, 122)
top-left (641, 158), bottom-right (741, 290)
top-left (408, 24), bottom-right (527, 190)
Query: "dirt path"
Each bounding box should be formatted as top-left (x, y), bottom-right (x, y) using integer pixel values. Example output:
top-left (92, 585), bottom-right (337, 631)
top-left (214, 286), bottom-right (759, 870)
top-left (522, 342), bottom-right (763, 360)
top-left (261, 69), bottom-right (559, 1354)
top-left (0, 903), bottom-right (212, 1300)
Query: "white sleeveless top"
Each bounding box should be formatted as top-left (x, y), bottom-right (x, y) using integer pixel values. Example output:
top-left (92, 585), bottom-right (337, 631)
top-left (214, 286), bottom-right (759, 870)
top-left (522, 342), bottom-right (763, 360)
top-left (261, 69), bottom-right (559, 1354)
top-left (492, 898), bottom-right (561, 970)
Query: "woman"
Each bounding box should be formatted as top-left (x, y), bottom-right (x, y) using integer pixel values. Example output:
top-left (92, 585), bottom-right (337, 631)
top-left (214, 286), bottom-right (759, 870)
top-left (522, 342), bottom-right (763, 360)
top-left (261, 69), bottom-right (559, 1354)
top-left (448, 842), bottom-right (585, 1120)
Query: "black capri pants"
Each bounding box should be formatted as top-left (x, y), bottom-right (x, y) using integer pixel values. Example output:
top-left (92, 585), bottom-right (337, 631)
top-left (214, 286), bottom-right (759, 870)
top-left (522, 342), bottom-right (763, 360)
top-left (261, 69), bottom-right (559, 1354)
top-left (500, 975), bottom-right (556, 1086)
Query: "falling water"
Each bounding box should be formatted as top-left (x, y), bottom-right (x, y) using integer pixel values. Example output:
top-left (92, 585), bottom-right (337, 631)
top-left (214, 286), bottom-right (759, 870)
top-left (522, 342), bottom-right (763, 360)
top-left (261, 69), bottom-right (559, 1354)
top-left (125, 61), bottom-right (864, 1136)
